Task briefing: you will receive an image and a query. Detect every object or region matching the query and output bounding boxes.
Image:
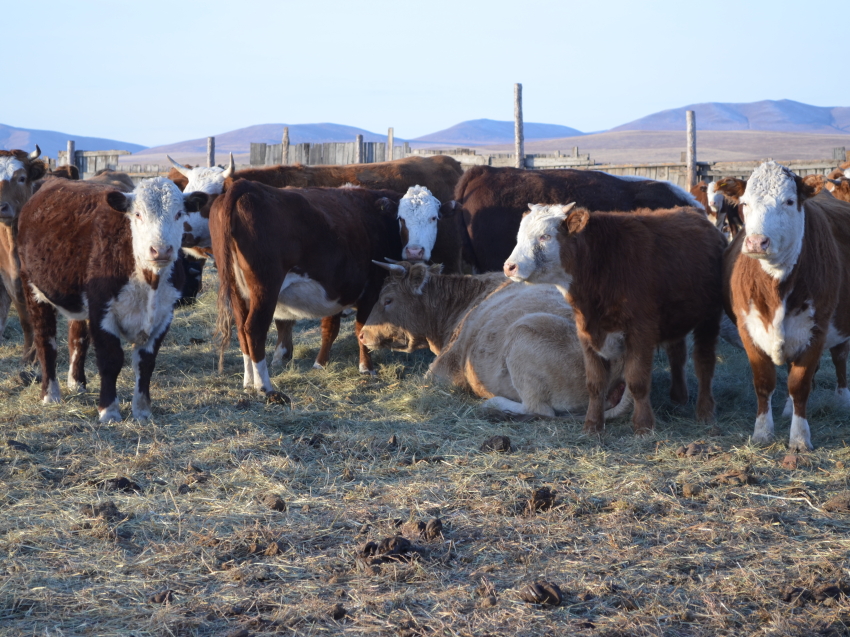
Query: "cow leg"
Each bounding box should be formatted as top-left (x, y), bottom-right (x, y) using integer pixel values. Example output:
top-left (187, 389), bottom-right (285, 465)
top-left (314, 313), bottom-right (342, 369)
top-left (90, 322), bottom-right (125, 423)
top-left (692, 316), bottom-right (719, 423)
top-left (665, 339), bottom-right (688, 405)
top-left (624, 337), bottom-right (655, 435)
top-left (743, 339), bottom-right (777, 446)
top-left (0, 283), bottom-right (11, 346)
top-left (13, 289), bottom-right (35, 365)
top-left (131, 327), bottom-right (169, 420)
top-left (66, 320), bottom-right (89, 393)
top-left (353, 311), bottom-right (377, 375)
top-left (831, 341), bottom-right (850, 408)
top-left (580, 340), bottom-right (609, 434)
top-left (271, 319), bottom-right (295, 367)
top-left (787, 344), bottom-right (823, 452)
top-left (26, 291), bottom-right (61, 405)
top-left (244, 295), bottom-right (283, 398)
top-left (229, 289), bottom-right (255, 390)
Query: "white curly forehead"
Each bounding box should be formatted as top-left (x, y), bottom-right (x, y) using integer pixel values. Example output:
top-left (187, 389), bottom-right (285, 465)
top-left (519, 204), bottom-right (569, 237)
top-left (184, 165), bottom-right (227, 194)
top-left (0, 157), bottom-right (24, 181)
top-left (398, 185), bottom-right (439, 214)
top-left (134, 177), bottom-right (184, 216)
top-left (744, 161), bottom-right (797, 201)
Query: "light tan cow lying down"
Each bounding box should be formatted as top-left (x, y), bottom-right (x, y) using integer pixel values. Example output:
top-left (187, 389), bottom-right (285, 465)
top-left (359, 261), bottom-right (631, 420)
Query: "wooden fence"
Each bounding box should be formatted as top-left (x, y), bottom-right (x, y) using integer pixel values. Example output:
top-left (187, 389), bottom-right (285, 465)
top-left (250, 141), bottom-right (414, 166)
top-left (56, 149), bottom-right (132, 178)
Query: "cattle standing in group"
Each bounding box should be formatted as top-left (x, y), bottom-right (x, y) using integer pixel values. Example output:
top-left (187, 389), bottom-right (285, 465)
top-left (724, 162), bottom-right (850, 451)
top-left (505, 203), bottom-right (726, 434)
top-left (0, 146), bottom-right (46, 361)
top-left (211, 179), bottom-right (404, 400)
top-left (360, 261), bottom-right (631, 420)
top-left (824, 176), bottom-right (850, 202)
top-left (18, 177), bottom-right (207, 422)
top-left (453, 165), bottom-right (704, 272)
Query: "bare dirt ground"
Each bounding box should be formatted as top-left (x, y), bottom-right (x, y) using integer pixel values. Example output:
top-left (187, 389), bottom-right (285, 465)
top-left (1, 276), bottom-right (849, 636)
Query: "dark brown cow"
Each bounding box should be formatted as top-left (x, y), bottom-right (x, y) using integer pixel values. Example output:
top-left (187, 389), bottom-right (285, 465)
top-left (505, 204), bottom-right (726, 434)
top-left (51, 164), bottom-right (80, 180)
top-left (87, 169), bottom-right (135, 192)
top-left (0, 146), bottom-right (46, 360)
top-left (724, 162), bottom-right (850, 451)
top-left (454, 165), bottom-right (704, 272)
top-left (18, 177), bottom-right (206, 422)
top-left (211, 180), bottom-right (404, 400)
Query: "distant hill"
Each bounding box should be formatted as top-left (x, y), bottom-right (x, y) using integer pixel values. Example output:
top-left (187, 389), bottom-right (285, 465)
top-left (412, 118), bottom-right (584, 145)
top-left (611, 100), bottom-right (850, 135)
top-left (135, 123), bottom-right (392, 156)
top-left (0, 123), bottom-right (147, 156)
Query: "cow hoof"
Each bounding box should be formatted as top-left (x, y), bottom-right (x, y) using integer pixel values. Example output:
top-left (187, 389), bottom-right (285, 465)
top-left (98, 405), bottom-right (122, 423)
top-left (359, 364), bottom-right (377, 376)
top-left (312, 362), bottom-right (325, 370)
top-left (67, 381), bottom-right (86, 395)
top-left (265, 391), bottom-right (291, 406)
top-left (42, 379), bottom-right (62, 404)
top-left (751, 432), bottom-right (774, 446)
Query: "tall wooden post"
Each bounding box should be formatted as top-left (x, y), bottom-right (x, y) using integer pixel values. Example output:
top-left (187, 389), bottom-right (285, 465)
top-left (355, 134), bottom-right (364, 164)
top-left (66, 140), bottom-right (75, 168)
top-left (686, 110), bottom-right (696, 188)
top-left (387, 127), bottom-right (394, 162)
top-left (514, 83), bottom-right (524, 169)
top-left (282, 127), bottom-right (290, 165)
top-left (207, 136), bottom-right (215, 167)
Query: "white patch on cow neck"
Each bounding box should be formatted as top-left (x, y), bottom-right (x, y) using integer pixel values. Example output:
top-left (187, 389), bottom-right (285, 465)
top-left (741, 299), bottom-right (815, 366)
top-left (398, 185), bottom-right (441, 261)
top-left (0, 157), bottom-right (24, 181)
top-left (182, 165), bottom-right (227, 195)
top-left (740, 161), bottom-right (805, 281)
top-left (506, 204), bottom-right (572, 290)
top-left (274, 272), bottom-right (348, 321)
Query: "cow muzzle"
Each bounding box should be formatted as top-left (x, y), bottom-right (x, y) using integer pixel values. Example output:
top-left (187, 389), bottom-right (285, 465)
top-left (404, 245), bottom-right (425, 261)
top-left (503, 261), bottom-right (520, 279)
top-left (0, 202), bottom-right (14, 221)
top-left (148, 245), bottom-right (176, 267)
top-left (743, 234), bottom-right (770, 255)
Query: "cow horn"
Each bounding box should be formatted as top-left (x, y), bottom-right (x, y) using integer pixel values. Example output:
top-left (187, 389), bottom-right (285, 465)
top-left (372, 260), bottom-right (406, 273)
top-left (221, 153), bottom-right (236, 179)
top-left (383, 257), bottom-right (402, 264)
top-left (562, 202), bottom-right (577, 213)
top-left (166, 155), bottom-right (192, 177)
top-left (28, 145), bottom-right (41, 161)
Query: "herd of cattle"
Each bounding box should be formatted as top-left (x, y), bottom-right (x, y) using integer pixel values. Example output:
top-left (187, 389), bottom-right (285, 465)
top-left (2, 147), bottom-right (850, 452)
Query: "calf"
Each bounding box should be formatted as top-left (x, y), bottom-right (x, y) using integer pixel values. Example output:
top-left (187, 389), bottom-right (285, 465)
top-left (361, 262), bottom-right (630, 419)
top-left (0, 146), bottom-right (46, 361)
top-left (18, 178), bottom-right (207, 422)
top-left (724, 162), bottom-right (850, 451)
top-left (824, 177), bottom-right (850, 203)
top-left (711, 177), bottom-right (747, 236)
top-left (505, 204), bottom-right (725, 434)
top-left (454, 165), bottom-right (704, 273)
top-left (211, 180), bottom-right (403, 399)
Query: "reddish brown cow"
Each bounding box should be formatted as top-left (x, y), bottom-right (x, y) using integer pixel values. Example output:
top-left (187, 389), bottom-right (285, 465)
top-left (211, 180), bottom-right (404, 400)
top-left (51, 164), bottom-right (80, 180)
top-left (0, 146), bottom-right (46, 361)
top-left (724, 162), bottom-right (850, 451)
top-left (505, 204), bottom-right (726, 434)
top-left (454, 166), bottom-right (704, 272)
top-left (18, 177), bottom-right (206, 422)
top-left (827, 160), bottom-right (850, 180)
top-left (824, 177), bottom-right (850, 202)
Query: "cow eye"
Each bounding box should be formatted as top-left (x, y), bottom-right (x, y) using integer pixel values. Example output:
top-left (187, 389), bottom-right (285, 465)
top-left (430, 216), bottom-right (437, 222)
top-left (134, 211), bottom-right (142, 220)
top-left (176, 211), bottom-right (183, 220)
top-left (18, 176), bottom-right (26, 184)
top-left (539, 234), bottom-right (550, 241)
top-left (786, 199), bottom-right (795, 206)
top-left (383, 297), bottom-right (393, 307)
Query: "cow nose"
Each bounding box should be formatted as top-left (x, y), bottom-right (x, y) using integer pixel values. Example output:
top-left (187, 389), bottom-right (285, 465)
top-left (0, 202), bottom-right (13, 219)
top-left (504, 261), bottom-right (518, 277)
top-left (744, 234), bottom-right (770, 253)
top-left (358, 331), bottom-right (365, 343)
top-left (405, 245), bottom-right (425, 261)
top-left (150, 245), bottom-right (175, 260)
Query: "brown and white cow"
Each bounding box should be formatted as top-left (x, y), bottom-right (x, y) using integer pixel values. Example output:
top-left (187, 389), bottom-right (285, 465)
top-left (724, 161), bottom-right (850, 451)
top-left (505, 204), bottom-right (726, 434)
top-left (0, 146), bottom-right (46, 360)
top-left (710, 177), bottom-right (747, 236)
top-left (454, 165), bottom-right (704, 273)
top-left (18, 177), bottom-right (207, 422)
top-left (360, 262), bottom-right (631, 419)
top-left (211, 179), bottom-right (404, 400)
top-left (824, 176), bottom-right (850, 203)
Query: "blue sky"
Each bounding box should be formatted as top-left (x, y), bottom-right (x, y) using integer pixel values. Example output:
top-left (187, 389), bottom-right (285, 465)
top-left (5, 0), bottom-right (849, 147)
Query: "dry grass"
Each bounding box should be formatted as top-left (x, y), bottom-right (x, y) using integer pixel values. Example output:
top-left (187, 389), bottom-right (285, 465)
top-left (1, 275), bottom-right (850, 637)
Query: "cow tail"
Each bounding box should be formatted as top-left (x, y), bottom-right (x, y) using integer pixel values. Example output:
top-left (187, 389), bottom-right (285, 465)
top-left (213, 183), bottom-right (242, 374)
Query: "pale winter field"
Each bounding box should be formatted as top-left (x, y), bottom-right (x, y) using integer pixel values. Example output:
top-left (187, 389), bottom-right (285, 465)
top-left (1, 273), bottom-right (849, 637)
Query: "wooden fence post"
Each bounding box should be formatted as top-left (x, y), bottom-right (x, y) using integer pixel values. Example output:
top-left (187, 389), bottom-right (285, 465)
top-left (66, 140), bottom-right (75, 168)
top-left (282, 127), bottom-right (289, 165)
top-left (387, 127), bottom-right (394, 162)
top-left (686, 110), bottom-right (696, 189)
top-left (355, 134), bottom-right (364, 163)
top-left (514, 83), bottom-right (524, 169)
top-left (207, 136), bottom-right (215, 167)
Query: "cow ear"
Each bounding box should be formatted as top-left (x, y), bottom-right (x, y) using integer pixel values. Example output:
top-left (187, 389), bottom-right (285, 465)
top-left (438, 200), bottom-right (459, 219)
top-left (428, 263), bottom-right (443, 275)
top-left (376, 197), bottom-right (398, 214)
top-left (564, 208), bottom-right (589, 235)
top-left (801, 174), bottom-right (826, 196)
top-left (408, 264), bottom-right (431, 295)
top-left (183, 191), bottom-right (208, 212)
top-left (795, 174), bottom-right (817, 202)
top-left (27, 160), bottom-right (47, 182)
top-left (106, 191), bottom-right (133, 212)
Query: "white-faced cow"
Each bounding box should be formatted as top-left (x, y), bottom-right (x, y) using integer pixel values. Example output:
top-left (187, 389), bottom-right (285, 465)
top-left (724, 161), bottom-right (850, 451)
top-left (211, 179), bottom-right (404, 401)
top-left (0, 146), bottom-right (46, 361)
top-left (397, 185), bottom-right (459, 262)
top-left (18, 177), bottom-right (207, 422)
top-left (505, 204), bottom-right (726, 434)
top-left (360, 262), bottom-right (631, 420)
